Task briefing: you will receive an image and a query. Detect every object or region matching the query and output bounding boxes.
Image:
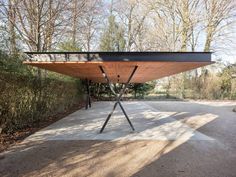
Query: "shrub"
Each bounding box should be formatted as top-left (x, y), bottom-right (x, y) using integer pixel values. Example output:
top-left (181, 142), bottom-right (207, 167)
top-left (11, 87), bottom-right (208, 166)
top-left (0, 71), bottom-right (83, 133)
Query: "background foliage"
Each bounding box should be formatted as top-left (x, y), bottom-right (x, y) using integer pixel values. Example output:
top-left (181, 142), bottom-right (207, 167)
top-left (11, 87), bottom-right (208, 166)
top-left (0, 51), bottom-right (84, 133)
top-left (0, 0), bottom-right (236, 134)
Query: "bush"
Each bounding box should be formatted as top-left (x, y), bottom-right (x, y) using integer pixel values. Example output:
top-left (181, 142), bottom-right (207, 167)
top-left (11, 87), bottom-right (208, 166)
top-left (0, 71), bottom-right (83, 134)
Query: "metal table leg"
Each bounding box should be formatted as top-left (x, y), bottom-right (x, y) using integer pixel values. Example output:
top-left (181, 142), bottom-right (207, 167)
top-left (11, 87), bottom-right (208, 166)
top-left (99, 65), bottom-right (138, 133)
top-left (85, 79), bottom-right (91, 109)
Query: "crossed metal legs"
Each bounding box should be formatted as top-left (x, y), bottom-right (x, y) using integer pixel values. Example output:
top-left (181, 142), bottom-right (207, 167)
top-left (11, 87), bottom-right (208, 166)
top-left (99, 65), bottom-right (138, 133)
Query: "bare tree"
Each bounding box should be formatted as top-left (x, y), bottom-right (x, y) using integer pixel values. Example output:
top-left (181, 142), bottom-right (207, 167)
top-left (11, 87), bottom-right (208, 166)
top-left (7, 0), bottom-right (17, 54)
top-left (114, 0), bottom-right (153, 51)
top-left (203, 0), bottom-right (236, 52)
top-left (0, 0), bottom-right (71, 52)
top-left (79, 0), bottom-right (103, 51)
top-left (70, 0), bottom-right (86, 46)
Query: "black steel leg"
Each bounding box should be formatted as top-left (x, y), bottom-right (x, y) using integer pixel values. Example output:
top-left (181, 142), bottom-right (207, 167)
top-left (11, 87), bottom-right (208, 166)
top-left (99, 65), bottom-right (138, 133)
top-left (88, 80), bottom-right (91, 108)
top-left (88, 95), bottom-right (91, 108)
top-left (118, 102), bottom-right (135, 131)
top-left (100, 102), bottom-right (118, 133)
top-left (85, 79), bottom-right (91, 109)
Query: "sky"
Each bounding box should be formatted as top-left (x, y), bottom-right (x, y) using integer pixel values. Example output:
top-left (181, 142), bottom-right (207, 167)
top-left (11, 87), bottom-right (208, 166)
top-left (105, 0), bottom-right (236, 64)
top-left (212, 20), bottom-right (236, 64)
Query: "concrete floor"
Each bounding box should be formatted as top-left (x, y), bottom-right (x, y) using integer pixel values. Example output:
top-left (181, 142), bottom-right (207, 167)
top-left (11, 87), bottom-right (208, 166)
top-left (0, 101), bottom-right (236, 177)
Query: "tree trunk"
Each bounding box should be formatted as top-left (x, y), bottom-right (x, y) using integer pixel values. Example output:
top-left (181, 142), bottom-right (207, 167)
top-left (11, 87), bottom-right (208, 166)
top-left (8, 0), bottom-right (17, 55)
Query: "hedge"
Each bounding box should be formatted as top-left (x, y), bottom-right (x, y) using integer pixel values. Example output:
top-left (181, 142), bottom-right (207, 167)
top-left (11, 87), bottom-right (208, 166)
top-left (0, 71), bottom-right (83, 133)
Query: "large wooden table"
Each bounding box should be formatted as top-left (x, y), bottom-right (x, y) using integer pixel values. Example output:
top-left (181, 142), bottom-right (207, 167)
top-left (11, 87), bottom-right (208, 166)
top-left (24, 51), bottom-right (213, 133)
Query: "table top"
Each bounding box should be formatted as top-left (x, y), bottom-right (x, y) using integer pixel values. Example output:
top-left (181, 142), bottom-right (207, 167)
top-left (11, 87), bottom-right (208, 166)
top-left (23, 52), bottom-right (213, 83)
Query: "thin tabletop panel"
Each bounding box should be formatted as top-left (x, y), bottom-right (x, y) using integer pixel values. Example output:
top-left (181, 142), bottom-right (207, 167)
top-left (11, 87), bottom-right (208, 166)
top-left (23, 52), bottom-right (213, 83)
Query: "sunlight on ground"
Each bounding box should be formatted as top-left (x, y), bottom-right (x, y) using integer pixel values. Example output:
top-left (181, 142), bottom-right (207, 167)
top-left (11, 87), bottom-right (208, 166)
top-left (24, 102), bottom-right (217, 142)
top-left (2, 101), bottom-right (231, 177)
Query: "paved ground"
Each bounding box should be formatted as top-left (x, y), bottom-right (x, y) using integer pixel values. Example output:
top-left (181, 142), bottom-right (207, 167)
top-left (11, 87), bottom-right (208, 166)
top-left (0, 101), bottom-right (236, 177)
